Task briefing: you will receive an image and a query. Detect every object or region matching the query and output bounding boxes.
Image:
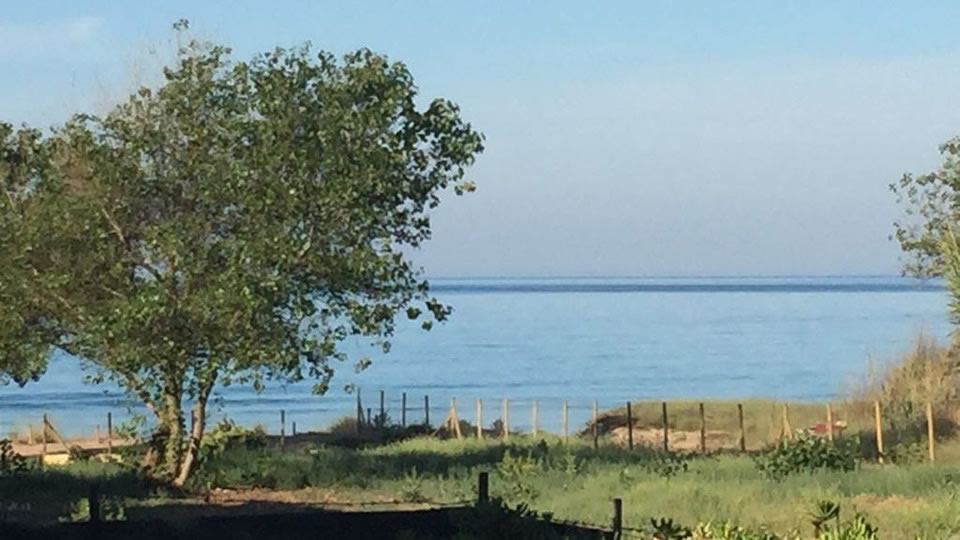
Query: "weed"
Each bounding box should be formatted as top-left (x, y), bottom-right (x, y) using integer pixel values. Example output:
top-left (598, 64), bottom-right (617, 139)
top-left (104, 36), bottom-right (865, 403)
top-left (645, 451), bottom-right (691, 479)
top-left (651, 516), bottom-right (693, 539)
top-left (496, 450), bottom-right (542, 504)
top-left (400, 467), bottom-right (426, 503)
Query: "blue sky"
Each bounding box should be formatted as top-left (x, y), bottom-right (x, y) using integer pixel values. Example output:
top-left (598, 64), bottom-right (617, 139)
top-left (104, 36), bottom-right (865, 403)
top-left (4, 1), bottom-right (960, 276)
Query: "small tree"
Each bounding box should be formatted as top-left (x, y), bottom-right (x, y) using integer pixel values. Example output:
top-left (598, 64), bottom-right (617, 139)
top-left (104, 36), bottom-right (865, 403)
top-left (892, 138), bottom-right (960, 346)
top-left (0, 25), bottom-right (483, 485)
top-left (891, 137), bottom-right (960, 278)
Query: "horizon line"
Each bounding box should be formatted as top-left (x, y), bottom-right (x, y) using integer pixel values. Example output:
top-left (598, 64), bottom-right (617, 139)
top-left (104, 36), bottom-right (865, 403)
top-left (423, 273), bottom-right (926, 281)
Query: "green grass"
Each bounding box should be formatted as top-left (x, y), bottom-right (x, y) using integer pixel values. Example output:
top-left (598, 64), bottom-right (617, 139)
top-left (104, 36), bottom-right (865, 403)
top-left (356, 436), bottom-right (960, 537)
top-left (6, 433), bottom-right (960, 537)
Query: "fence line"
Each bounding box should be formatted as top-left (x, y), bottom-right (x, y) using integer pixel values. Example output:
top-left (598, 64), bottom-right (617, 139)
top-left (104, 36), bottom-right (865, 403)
top-left (341, 391), bottom-right (944, 463)
top-left (5, 392), bottom-right (945, 465)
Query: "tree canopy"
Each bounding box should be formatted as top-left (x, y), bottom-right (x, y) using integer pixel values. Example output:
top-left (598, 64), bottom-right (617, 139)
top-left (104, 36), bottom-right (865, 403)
top-left (0, 29), bottom-right (483, 484)
top-left (891, 138), bottom-right (960, 278)
top-left (892, 137), bottom-right (960, 342)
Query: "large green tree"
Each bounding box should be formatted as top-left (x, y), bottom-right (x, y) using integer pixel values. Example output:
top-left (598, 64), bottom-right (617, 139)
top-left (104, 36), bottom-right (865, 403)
top-left (0, 30), bottom-right (483, 485)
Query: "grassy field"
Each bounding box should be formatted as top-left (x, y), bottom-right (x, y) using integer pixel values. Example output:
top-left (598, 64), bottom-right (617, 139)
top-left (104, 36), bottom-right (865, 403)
top-left (5, 430), bottom-right (960, 538)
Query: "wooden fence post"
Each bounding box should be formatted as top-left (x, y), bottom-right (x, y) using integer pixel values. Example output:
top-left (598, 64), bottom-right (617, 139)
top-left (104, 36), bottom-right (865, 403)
top-left (563, 401), bottom-right (569, 442)
top-left (402, 392), bottom-right (407, 429)
top-left (531, 400), bottom-right (538, 437)
top-left (699, 402), bottom-right (706, 453)
top-left (738, 403), bottom-right (746, 452)
top-left (41, 414), bottom-right (47, 465)
top-left (874, 401), bottom-right (884, 463)
top-left (44, 418), bottom-right (70, 455)
top-left (425, 395), bottom-right (430, 427)
top-left (380, 390), bottom-right (385, 423)
top-left (449, 398), bottom-right (462, 439)
top-left (88, 483), bottom-right (101, 524)
top-left (826, 403), bottom-right (834, 442)
top-left (478, 472), bottom-right (489, 504)
top-left (782, 404), bottom-right (792, 440)
top-left (626, 402), bottom-right (633, 451)
top-left (927, 402), bottom-right (936, 463)
top-left (501, 399), bottom-right (509, 441)
top-left (592, 400), bottom-right (599, 450)
top-left (107, 412), bottom-right (113, 454)
top-left (280, 409), bottom-right (286, 449)
top-left (356, 389), bottom-right (363, 433)
top-left (612, 498), bottom-right (623, 537)
top-left (661, 401), bottom-right (669, 452)
top-left (476, 399), bottom-right (483, 440)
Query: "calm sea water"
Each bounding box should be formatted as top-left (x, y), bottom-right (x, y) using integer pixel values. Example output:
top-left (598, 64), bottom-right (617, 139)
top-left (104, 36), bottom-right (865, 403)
top-left (0, 276), bottom-right (950, 437)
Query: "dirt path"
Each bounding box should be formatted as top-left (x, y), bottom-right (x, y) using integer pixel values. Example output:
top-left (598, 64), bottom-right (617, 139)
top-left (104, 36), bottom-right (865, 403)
top-left (12, 437), bottom-right (132, 457)
top-left (608, 427), bottom-right (736, 451)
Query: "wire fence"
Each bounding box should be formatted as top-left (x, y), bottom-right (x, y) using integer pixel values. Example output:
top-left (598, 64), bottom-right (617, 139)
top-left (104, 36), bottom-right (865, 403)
top-left (3, 389), bottom-right (947, 466)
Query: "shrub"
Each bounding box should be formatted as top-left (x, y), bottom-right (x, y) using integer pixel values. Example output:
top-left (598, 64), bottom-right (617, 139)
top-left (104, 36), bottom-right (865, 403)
top-left (58, 496), bottom-right (126, 522)
top-left (644, 451), bottom-right (691, 479)
top-left (754, 434), bottom-right (859, 480)
top-left (691, 521), bottom-right (784, 540)
top-left (496, 450), bottom-right (542, 504)
top-left (655, 504), bottom-right (881, 539)
top-left (328, 416), bottom-right (361, 436)
top-left (199, 419), bottom-right (267, 462)
top-left (0, 439), bottom-right (27, 475)
top-left (860, 334), bottom-right (959, 436)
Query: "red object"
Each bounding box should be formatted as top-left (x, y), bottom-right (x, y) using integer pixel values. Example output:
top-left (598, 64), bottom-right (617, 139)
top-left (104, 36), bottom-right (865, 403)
top-left (809, 422), bottom-right (846, 435)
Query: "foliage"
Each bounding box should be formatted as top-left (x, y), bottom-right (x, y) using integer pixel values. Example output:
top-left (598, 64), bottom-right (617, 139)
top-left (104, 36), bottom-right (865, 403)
top-left (651, 516), bottom-right (693, 539)
top-left (652, 503), bottom-right (881, 540)
top-left (890, 136), bottom-right (960, 278)
top-left (8, 436), bottom-right (960, 535)
top-left (644, 451), bottom-right (691, 479)
top-left (400, 466), bottom-right (426, 503)
top-left (754, 434), bottom-right (860, 480)
top-left (691, 521), bottom-right (785, 540)
top-left (860, 334), bottom-right (959, 434)
top-left (812, 503), bottom-right (878, 540)
top-left (0, 439), bottom-right (28, 475)
top-left (58, 496), bottom-right (126, 523)
top-left (197, 419), bottom-right (266, 465)
top-left (327, 415), bottom-right (361, 436)
top-left (853, 333), bottom-right (960, 462)
top-left (0, 20), bottom-right (483, 486)
top-left (496, 450), bottom-right (543, 504)
top-left (810, 500), bottom-right (841, 537)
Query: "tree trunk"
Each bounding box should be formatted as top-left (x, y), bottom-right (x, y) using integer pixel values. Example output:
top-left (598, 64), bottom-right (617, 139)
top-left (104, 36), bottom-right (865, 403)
top-left (172, 391), bottom-right (210, 487)
top-left (161, 390), bottom-right (185, 481)
top-left (171, 373), bottom-right (216, 487)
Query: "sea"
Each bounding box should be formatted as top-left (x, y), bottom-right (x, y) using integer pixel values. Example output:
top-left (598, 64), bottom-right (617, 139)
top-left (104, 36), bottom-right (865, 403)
top-left (0, 276), bottom-right (951, 437)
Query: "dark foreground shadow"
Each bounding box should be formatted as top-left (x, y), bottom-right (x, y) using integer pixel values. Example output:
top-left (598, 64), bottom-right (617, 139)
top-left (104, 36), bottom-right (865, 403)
top-left (0, 502), bottom-right (611, 540)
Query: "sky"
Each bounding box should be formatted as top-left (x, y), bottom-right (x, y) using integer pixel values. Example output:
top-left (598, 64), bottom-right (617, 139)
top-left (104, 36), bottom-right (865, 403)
top-left (3, 1), bottom-right (960, 277)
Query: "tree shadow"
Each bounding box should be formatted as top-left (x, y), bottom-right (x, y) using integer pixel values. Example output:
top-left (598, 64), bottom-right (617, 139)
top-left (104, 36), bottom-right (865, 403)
top-left (1, 501), bottom-right (609, 540)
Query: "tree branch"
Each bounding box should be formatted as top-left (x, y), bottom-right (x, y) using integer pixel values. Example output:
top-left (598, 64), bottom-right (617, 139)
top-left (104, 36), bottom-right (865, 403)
top-left (118, 371), bottom-right (158, 416)
top-left (100, 207), bottom-right (126, 245)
